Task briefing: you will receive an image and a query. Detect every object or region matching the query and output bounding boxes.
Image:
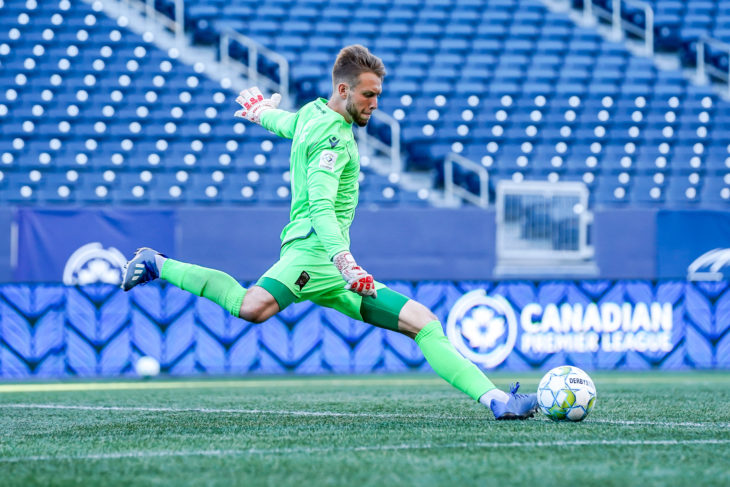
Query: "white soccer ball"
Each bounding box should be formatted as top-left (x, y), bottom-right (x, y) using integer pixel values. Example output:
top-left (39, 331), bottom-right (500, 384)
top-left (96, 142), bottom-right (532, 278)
top-left (537, 365), bottom-right (596, 421)
top-left (135, 356), bottom-right (160, 378)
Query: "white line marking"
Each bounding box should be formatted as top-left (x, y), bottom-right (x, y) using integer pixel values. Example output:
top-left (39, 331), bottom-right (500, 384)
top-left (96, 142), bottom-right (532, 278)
top-left (0, 374), bottom-right (728, 393)
top-left (0, 378), bottom-right (445, 393)
top-left (1, 439), bottom-right (729, 463)
top-left (591, 418), bottom-right (730, 428)
top-left (1, 404), bottom-right (729, 429)
top-left (0, 403), bottom-right (472, 420)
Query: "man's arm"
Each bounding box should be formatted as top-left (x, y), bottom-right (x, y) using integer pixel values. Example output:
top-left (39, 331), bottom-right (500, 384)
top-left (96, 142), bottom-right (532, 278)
top-left (307, 136), bottom-right (377, 297)
top-left (306, 138), bottom-right (349, 259)
top-left (259, 109), bottom-right (297, 140)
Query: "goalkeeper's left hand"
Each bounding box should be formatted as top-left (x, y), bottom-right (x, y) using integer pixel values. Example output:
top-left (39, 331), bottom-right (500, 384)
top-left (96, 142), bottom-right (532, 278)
top-left (333, 251), bottom-right (377, 298)
top-left (234, 86), bottom-right (281, 124)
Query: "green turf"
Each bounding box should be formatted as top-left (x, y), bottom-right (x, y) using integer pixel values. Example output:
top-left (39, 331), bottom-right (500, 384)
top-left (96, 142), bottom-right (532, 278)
top-left (0, 372), bottom-right (729, 487)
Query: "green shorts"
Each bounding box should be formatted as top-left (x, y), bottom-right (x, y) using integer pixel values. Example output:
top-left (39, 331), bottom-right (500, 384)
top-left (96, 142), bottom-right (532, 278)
top-left (256, 236), bottom-right (409, 331)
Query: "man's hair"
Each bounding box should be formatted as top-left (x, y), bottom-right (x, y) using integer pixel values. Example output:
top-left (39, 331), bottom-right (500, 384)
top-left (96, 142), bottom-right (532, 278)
top-left (332, 45), bottom-right (386, 89)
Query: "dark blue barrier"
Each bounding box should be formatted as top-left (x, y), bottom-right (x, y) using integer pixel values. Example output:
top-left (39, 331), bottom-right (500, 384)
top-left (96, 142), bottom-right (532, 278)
top-left (7, 207), bottom-right (497, 282)
top-left (13, 208), bottom-right (175, 283)
top-left (594, 209), bottom-right (656, 279)
top-left (657, 210), bottom-right (730, 279)
top-left (0, 207), bottom-right (724, 282)
top-left (0, 280), bottom-right (727, 378)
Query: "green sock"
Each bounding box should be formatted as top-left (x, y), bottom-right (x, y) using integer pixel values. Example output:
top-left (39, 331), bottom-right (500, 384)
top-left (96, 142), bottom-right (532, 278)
top-left (160, 259), bottom-right (246, 317)
top-left (414, 320), bottom-right (496, 401)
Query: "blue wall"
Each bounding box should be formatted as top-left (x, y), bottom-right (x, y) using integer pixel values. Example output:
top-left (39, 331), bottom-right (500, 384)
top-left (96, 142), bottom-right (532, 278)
top-left (0, 206), bottom-right (721, 282)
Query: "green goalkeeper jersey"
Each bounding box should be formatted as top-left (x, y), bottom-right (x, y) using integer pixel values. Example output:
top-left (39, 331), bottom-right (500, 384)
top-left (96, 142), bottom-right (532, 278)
top-left (259, 98), bottom-right (359, 260)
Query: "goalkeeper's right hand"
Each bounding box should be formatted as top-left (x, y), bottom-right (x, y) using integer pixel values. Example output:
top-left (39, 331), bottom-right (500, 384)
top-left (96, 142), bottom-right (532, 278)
top-left (234, 86), bottom-right (281, 125)
top-left (333, 251), bottom-right (377, 298)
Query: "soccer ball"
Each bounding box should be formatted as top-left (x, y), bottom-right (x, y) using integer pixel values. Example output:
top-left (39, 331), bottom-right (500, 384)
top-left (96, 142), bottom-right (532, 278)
top-left (537, 365), bottom-right (596, 421)
top-left (135, 356), bottom-right (160, 378)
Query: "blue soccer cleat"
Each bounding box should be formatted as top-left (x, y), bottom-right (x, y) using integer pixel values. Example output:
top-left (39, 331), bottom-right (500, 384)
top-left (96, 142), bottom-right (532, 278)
top-left (120, 247), bottom-right (164, 291)
top-left (490, 382), bottom-right (538, 420)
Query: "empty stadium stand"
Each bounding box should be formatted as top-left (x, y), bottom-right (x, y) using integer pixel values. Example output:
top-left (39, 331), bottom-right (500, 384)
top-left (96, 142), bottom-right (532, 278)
top-left (2, 0), bottom-right (730, 208)
top-left (0, 0), bottom-right (415, 206)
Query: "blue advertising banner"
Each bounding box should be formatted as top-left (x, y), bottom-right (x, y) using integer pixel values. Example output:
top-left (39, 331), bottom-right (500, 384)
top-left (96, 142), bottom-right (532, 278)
top-left (0, 280), bottom-right (727, 378)
top-left (4, 207), bottom-right (721, 283)
top-left (13, 208), bottom-right (175, 283)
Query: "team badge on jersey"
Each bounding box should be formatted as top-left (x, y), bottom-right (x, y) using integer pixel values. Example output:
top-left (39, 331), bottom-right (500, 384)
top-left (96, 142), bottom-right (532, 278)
top-left (319, 150), bottom-right (337, 172)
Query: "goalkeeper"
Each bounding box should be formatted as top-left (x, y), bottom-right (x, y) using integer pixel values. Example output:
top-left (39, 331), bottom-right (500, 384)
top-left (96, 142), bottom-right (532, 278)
top-left (121, 45), bottom-right (536, 420)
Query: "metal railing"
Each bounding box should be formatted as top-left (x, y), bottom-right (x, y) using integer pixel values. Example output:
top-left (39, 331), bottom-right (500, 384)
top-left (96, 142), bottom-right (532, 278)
top-left (444, 153), bottom-right (489, 208)
top-left (122, 0), bottom-right (184, 46)
top-left (219, 30), bottom-right (290, 106)
top-left (697, 37), bottom-right (730, 96)
top-left (218, 33), bottom-right (404, 172)
top-left (583, 0), bottom-right (654, 56)
top-left (103, 0), bottom-right (418, 177)
top-left (356, 111), bottom-right (402, 175)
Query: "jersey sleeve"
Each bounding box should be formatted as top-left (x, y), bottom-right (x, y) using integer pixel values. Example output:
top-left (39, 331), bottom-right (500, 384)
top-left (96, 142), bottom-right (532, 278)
top-left (306, 131), bottom-right (350, 260)
top-left (259, 108), bottom-right (298, 139)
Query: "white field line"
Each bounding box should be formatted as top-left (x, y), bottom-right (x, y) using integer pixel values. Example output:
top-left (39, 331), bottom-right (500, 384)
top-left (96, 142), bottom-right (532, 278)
top-left (0, 378), bottom-right (444, 393)
top-left (0, 374), bottom-right (728, 393)
top-left (1, 403), bottom-right (729, 429)
top-left (0, 403), bottom-right (469, 420)
top-left (1, 438), bottom-right (729, 464)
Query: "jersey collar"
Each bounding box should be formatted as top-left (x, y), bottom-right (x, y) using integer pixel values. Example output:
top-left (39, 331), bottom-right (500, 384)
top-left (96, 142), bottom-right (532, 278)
top-left (319, 98), bottom-right (353, 127)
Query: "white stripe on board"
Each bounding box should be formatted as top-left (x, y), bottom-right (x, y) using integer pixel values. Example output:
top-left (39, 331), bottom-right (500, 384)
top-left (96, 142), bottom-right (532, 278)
top-left (1, 438), bottom-right (729, 463)
top-left (1, 403), bottom-right (729, 429)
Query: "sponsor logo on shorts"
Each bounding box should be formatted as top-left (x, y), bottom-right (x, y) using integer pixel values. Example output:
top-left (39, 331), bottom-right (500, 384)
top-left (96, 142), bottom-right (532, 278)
top-left (319, 150), bottom-right (337, 172)
top-left (295, 271), bottom-right (310, 290)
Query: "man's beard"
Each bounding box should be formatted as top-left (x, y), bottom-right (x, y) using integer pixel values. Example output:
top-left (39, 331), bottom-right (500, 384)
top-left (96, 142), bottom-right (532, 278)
top-left (346, 96), bottom-right (369, 127)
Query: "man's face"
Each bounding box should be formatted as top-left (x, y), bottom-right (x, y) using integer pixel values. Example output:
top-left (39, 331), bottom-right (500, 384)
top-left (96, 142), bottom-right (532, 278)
top-left (345, 72), bottom-right (382, 127)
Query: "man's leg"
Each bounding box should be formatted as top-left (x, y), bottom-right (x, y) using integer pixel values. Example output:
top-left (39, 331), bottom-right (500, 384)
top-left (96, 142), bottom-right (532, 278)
top-left (120, 247), bottom-right (279, 323)
top-left (396, 299), bottom-right (498, 402)
top-left (395, 298), bottom-right (537, 419)
top-left (341, 287), bottom-right (536, 419)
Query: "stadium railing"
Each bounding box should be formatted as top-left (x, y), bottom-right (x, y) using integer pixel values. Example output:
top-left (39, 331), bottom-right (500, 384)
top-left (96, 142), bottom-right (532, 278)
top-left (219, 29), bottom-right (290, 106)
top-left (444, 152), bottom-right (489, 209)
top-left (108, 0), bottom-right (404, 176)
top-left (696, 37), bottom-right (730, 97)
top-left (122, 0), bottom-right (185, 46)
top-left (580, 0), bottom-right (655, 56)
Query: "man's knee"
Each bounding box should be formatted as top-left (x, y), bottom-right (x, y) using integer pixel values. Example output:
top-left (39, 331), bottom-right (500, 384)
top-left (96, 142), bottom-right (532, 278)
top-left (239, 306), bottom-right (268, 324)
top-left (239, 286), bottom-right (279, 323)
top-left (397, 300), bottom-right (438, 338)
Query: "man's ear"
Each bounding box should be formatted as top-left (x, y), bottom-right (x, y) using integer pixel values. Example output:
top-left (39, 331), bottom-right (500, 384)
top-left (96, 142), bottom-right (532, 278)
top-left (336, 82), bottom-right (348, 99)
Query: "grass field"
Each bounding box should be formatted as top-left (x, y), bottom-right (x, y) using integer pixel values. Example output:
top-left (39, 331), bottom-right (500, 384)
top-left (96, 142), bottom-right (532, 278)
top-left (0, 372), bottom-right (729, 487)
